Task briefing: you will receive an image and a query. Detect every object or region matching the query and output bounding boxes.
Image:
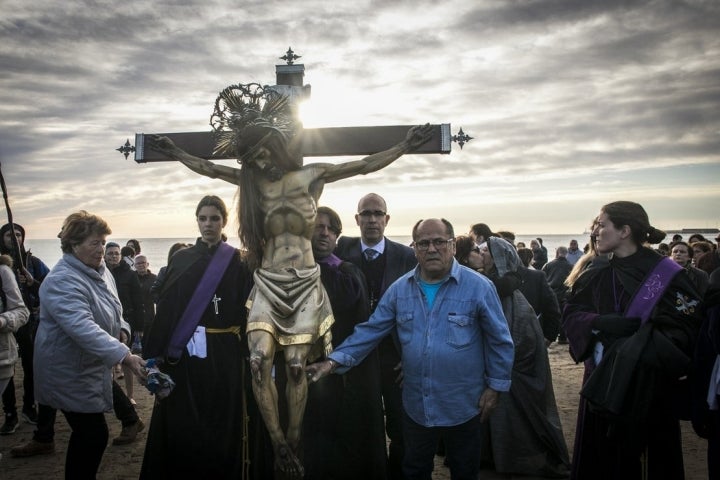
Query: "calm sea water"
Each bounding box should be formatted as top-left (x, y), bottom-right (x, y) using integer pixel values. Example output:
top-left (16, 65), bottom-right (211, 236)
top-left (25, 231), bottom-right (709, 271)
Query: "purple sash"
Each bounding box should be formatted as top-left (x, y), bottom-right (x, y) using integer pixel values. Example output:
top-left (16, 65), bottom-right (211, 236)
top-left (167, 241), bottom-right (236, 360)
top-left (625, 257), bottom-right (683, 324)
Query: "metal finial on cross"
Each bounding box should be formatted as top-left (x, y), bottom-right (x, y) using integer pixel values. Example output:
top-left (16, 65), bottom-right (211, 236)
top-left (280, 47), bottom-right (301, 65)
top-left (116, 139), bottom-right (136, 159)
top-left (452, 127), bottom-right (473, 149)
top-left (122, 52), bottom-right (461, 162)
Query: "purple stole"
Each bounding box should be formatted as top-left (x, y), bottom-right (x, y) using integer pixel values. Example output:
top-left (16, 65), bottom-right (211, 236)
top-left (625, 257), bottom-right (683, 323)
top-left (167, 241), bottom-right (236, 360)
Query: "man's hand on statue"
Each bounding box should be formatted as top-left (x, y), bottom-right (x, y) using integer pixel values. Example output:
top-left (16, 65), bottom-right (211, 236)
top-left (393, 361), bottom-right (404, 386)
top-left (478, 388), bottom-right (500, 423)
top-left (304, 359), bottom-right (335, 383)
top-left (405, 123), bottom-right (433, 150)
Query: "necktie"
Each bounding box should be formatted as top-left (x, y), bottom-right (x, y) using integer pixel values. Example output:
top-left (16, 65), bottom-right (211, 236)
top-left (364, 248), bottom-right (379, 261)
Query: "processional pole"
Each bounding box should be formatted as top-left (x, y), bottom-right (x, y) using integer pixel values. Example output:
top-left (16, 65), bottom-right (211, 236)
top-left (0, 162), bottom-right (25, 270)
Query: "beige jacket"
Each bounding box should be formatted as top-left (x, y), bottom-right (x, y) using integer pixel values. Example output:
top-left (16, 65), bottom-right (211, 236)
top-left (0, 254), bottom-right (30, 379)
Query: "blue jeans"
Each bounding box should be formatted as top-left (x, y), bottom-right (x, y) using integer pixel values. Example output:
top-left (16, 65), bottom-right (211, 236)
top-left (402, 412), bottom-right (482, 480)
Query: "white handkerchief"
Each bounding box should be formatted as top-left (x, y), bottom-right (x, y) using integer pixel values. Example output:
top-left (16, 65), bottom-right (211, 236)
top-left (186, 326), bottom-right (207, 358)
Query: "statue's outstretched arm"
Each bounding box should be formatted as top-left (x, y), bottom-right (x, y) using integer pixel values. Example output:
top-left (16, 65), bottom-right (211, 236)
top-left (146, 134), bottom-right (241, 185)
top-left (321, 124), bottom-right (433, 184)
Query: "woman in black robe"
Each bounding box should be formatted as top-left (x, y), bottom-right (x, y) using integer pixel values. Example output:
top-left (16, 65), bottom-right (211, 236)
top-left (563, 201), bottom-right (703, 480)
top-left (140, 195), bottom-right (255, 479)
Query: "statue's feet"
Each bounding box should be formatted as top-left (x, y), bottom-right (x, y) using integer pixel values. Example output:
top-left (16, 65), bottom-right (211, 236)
top-left (274, 443), bottom-right (304, 479)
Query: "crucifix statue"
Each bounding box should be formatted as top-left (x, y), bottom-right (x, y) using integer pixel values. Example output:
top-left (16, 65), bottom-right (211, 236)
top-left (123, 50), bottom-right (468, 478)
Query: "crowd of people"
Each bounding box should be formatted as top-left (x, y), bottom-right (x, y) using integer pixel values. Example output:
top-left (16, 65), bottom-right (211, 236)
top-left (0, 196), bottom-right (718, 479)
top-left (0, 113), bottom-right (718, 479)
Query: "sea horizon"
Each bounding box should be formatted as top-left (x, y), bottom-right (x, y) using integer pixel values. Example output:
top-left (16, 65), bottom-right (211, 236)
top-left (21, 229), bottom-right (717, 271)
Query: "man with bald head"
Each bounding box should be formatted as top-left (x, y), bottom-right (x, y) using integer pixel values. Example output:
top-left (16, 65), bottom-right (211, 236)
top-left (335, 193), bottom-right (417, 479)
top-left (308, 218), bottom-right (514, 480)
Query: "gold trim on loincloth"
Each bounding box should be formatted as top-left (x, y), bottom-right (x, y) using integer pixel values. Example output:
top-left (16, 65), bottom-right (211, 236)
top-left (246, 313), bottom-right (333, 346)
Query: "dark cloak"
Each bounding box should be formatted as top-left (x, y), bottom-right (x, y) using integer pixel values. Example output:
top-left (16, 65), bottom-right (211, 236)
top-left (563, 247), bottom-right (703, 480)
top-left (481, 237), bottom-right (570, 478)
top-left (690, 286), bottom-right (720, 478)
top-left (140, 239), bottom-right (257, 479)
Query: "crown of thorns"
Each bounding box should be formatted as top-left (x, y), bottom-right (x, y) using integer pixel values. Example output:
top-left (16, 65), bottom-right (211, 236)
top-left (210, 83), bottom-right (297, 158)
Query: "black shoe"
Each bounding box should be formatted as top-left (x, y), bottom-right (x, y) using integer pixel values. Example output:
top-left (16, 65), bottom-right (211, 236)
top-left (0, 413), bottom-right (18, 435)
top-left (22, 407), bottom-right (38, 425)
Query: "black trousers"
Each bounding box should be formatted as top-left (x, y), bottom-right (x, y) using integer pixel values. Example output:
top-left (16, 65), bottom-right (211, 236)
top-left (112, 380), bottom-right (138, 427)
top-left (61, 411), bottom-right (108, 480)
top-left (2, 323), bottom-right (35, 414)
top-left (31, 381), bottom-right (136, 444)
top-left (402, 412), bottom-right (483, 480)
top-left (379, 337), bottom-right (406, 480)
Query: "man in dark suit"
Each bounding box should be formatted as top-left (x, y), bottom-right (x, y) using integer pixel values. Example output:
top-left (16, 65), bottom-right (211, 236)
top-left (335, 193), bottom-right (416, 480)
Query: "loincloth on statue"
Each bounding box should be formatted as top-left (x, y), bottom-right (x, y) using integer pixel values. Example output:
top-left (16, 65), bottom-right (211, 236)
top-left (246, 265), bottom-right (334, 361)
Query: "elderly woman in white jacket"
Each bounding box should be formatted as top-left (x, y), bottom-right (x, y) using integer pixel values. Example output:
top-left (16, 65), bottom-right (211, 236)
top-left (0, 253), bottom-right (29, 396)
top-left (34, 211), bottom-right (146, 479)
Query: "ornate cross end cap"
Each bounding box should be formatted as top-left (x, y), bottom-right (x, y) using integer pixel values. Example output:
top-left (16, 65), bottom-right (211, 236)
top-left (452, 128), bottom-right (473, 150)
top-left (116, 139), bottom-right (136, 159)
top-left (280, 47), bottom-right (301, 65)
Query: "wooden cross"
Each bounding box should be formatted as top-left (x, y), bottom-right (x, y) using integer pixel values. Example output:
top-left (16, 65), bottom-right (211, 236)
top-left (119, 50), bottom-right (470, 163)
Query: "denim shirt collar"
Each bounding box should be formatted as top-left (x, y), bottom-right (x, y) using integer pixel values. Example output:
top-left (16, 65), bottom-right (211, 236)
top-left (410, 258), bottom-right (462, 286)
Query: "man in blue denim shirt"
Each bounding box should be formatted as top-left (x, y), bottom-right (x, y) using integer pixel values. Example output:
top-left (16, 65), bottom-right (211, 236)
top-left (307, 218), bottom-right (514, 480)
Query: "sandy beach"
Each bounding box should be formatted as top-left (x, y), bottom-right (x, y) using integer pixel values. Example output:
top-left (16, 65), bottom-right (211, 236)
top-left (0, 342), bottom-right (708, 479)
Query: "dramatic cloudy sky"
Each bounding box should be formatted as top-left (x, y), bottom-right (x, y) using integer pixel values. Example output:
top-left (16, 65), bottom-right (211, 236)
top-left (1, 0), bottom-right (719, 240)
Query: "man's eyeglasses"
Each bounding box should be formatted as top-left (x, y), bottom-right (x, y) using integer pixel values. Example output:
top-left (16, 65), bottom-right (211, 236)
top-left (413, 238), bottom-right (454, 251)
top-left (358, 210), bottom-right (386, 218)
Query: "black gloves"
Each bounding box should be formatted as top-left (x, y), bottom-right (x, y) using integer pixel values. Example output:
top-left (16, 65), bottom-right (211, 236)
top-left (591, 313), bottom-right (641, 339)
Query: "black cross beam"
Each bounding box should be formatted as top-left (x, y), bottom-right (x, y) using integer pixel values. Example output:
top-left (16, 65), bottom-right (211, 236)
top-left (129, 124), bottom-right (451, 163)
top-left (120, 49), bottom-right (469, 163)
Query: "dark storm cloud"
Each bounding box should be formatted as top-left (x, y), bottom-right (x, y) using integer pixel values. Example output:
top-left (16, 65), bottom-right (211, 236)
top-left (0, 0), bottom-right (718, 237)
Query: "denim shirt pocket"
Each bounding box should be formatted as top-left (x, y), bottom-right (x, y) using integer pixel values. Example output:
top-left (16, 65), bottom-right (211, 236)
top-left (447, 313), bottom-right (474, 349)
top-left (396, 312), bottom-right (414, 345)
